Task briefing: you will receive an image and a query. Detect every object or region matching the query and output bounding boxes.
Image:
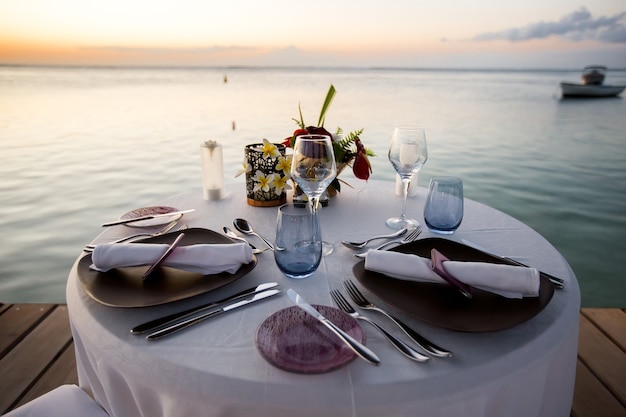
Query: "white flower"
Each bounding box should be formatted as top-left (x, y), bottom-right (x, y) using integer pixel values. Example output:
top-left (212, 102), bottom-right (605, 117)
top-left (275, 155), bottom-right (292, 177)
top-left (234, 160), bottom-right (251, 178)
top-left (253, 171), bottom-right (275, 192)
top-left (257, 139), bottom-right (281, 159)
top-left (272, 174), bottom-right (292, 194)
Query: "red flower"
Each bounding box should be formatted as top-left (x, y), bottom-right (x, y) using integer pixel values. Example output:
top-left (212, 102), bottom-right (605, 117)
top-left (352, 138), bottom-right (372, 180)
top-left (305, 126), bottom-right (333, 137)
top-left (285, 84), bottom-right (375, 192)
top-left (283, 128), bottom-right (308, 148)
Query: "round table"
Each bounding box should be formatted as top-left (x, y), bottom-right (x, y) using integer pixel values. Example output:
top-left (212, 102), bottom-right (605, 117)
top-left (66, 180), bottom-right (580, 417)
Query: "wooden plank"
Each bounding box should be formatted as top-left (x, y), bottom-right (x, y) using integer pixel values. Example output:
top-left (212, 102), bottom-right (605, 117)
top-left (13, 342), bottom-right (78, 409)
top-left (0, 304), bottom-right (55, 357)
top-left (582, 309), bottom-right (626, 352)
top-left (571, 359), bottom-right (626, 417)
top-left (0, 305), bottom-right (624, 416)
top-left (577, 313), bottom-right (626, 407)
top-left (0, 305), bottom-right (73, 414)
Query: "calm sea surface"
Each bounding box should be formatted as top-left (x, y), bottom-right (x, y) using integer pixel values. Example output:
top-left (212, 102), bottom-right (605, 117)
top-left (1, 65), bottom-right (625, 306)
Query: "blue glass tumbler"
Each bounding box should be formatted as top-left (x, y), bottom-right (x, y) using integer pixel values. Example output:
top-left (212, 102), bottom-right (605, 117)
top-left (274, 204), bottom-right (322, 279)
top-left (424, 177), bottom-right (464, 234)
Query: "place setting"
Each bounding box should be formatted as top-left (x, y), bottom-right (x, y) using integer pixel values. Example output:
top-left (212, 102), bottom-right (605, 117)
top-left (339, 127), bottom-right (564, 333)
top-left (344, 183), bottom-right (559, 332)
top-left (77, 206), bottom-right (259, 307)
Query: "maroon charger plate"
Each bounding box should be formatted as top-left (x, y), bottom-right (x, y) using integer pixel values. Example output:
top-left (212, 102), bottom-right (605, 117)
top-left (353, 237), bottom-right (554, 332)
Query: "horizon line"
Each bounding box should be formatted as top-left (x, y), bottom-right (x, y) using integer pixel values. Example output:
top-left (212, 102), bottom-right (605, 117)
top-left (2, 63), bottom-right (625, 72)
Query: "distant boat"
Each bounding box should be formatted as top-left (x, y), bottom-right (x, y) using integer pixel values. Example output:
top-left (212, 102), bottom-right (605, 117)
top-left (560, 66), bottom-right (625, 98)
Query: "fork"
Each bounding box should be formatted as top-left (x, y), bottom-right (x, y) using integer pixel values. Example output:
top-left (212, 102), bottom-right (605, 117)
top-left (330, 290), bottom-right (429, 362)
top-left (343, 280), bottom-right (452, 358)
top-left (354, 226), bottom-right (422, 258)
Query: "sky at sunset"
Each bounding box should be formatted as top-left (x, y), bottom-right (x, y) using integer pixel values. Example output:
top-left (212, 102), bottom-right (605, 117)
top-left (1, 0), bottom-right (625, 68)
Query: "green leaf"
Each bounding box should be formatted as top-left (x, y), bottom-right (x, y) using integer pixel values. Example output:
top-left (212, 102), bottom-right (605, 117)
top-left (297, 103), bottom-right (305, 128)
top-left (317, 84), bottom-right (336, 127)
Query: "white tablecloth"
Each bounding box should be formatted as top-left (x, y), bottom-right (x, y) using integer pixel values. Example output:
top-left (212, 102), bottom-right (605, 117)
top-left (66, 180), bottom-right (580, 417)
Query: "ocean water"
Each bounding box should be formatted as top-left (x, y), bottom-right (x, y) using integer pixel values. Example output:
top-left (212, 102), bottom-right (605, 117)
top-left (1, 65), bottom-right (625, 306)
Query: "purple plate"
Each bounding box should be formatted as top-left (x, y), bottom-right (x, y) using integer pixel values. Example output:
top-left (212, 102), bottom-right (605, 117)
top-left (256, 305), bottom-right (365, 374)
top-left (120, 206), bottom-right (180, 228)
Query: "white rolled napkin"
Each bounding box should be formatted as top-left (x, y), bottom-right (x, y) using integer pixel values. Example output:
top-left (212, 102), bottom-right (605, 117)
top-left (364, 250), bottom-right (540, 298)
top-left (90, 242), bottom-right (253, 275)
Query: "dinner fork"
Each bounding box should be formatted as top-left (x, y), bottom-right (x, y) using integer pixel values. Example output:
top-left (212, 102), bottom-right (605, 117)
top-left (343, 280), bottom-right (452, 358)
top-left (330, 290), bottom-right (429, 362)
top-left (354, 226), bottom-right (422, 258)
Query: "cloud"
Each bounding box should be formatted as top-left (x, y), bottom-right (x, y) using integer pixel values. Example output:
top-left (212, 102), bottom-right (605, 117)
top-left (473, 7), bottom-right (626, 43)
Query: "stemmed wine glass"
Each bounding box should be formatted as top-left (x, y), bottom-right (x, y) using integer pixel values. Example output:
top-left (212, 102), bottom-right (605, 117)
top-left (290, 135), bottom-right (337, 252)
top-left (386, 126), bottom-right (428, 230)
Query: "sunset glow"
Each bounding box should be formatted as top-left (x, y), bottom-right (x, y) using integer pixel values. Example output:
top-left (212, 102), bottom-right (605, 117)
top-left (1, 0), bottom-right (625, 68)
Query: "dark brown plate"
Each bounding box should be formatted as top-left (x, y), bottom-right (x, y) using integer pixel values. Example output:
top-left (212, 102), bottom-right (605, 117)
top-left (353, 237), bottom-right (554, 332)
top-left (77, 228), bottom-right (257, 307)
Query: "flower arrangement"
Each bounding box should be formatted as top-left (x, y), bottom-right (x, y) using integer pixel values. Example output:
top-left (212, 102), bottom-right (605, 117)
top-left (236, 139), bottom-right (292, 206)
top-left (282, 84), bottom-right (374, 195)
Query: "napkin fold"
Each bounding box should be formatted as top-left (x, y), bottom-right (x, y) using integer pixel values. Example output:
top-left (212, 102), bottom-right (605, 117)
top-left (90, 242), bottom-right (253, 275)
top-left (364, 250), bottom-right (540, 298)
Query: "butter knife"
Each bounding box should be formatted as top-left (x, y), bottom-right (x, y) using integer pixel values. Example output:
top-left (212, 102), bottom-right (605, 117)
top-left (286, 289), bottom-right (380, 366)
top-left (461, 239), bottom-right (565, 289)
top-left (142, 232), bottom-right (185, 280)
top-left (131, 282), bottom-right (279, 334)
top-left (102, 209), bottom-right (195, 227)
top-left (146, 289), bottom-right (281, 340)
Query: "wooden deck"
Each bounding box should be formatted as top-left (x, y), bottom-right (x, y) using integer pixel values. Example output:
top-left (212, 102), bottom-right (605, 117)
top-left (1, 304), bottom-right (624, 416)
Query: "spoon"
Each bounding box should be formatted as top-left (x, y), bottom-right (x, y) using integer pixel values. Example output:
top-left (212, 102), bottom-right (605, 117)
top-left (223, 226), bottom-right (267, 254)
top-left (233, 218), bottom-right (275, 251)
top-left (341, 227), bottom-right (408, 249)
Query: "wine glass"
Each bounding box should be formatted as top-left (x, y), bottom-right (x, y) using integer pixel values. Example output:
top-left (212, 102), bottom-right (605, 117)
top-left (386, 126), bottom-right (428, 230)
top-left (290, 135), bottom-right (337, 253)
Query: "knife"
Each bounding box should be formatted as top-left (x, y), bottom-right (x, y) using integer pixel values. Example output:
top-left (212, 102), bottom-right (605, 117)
top-left (131, 282), bottom-right (279, 334)
top-left (146, 289), bottom-right (281, 341)
top-left (461, 239), bottom-right (565, 289)
top-left (286, 289), bottom-right (380, 366)
top-left (102, 209), bottom-right (195, 227)
top-left (142, 232), bottom-right (185, 280)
